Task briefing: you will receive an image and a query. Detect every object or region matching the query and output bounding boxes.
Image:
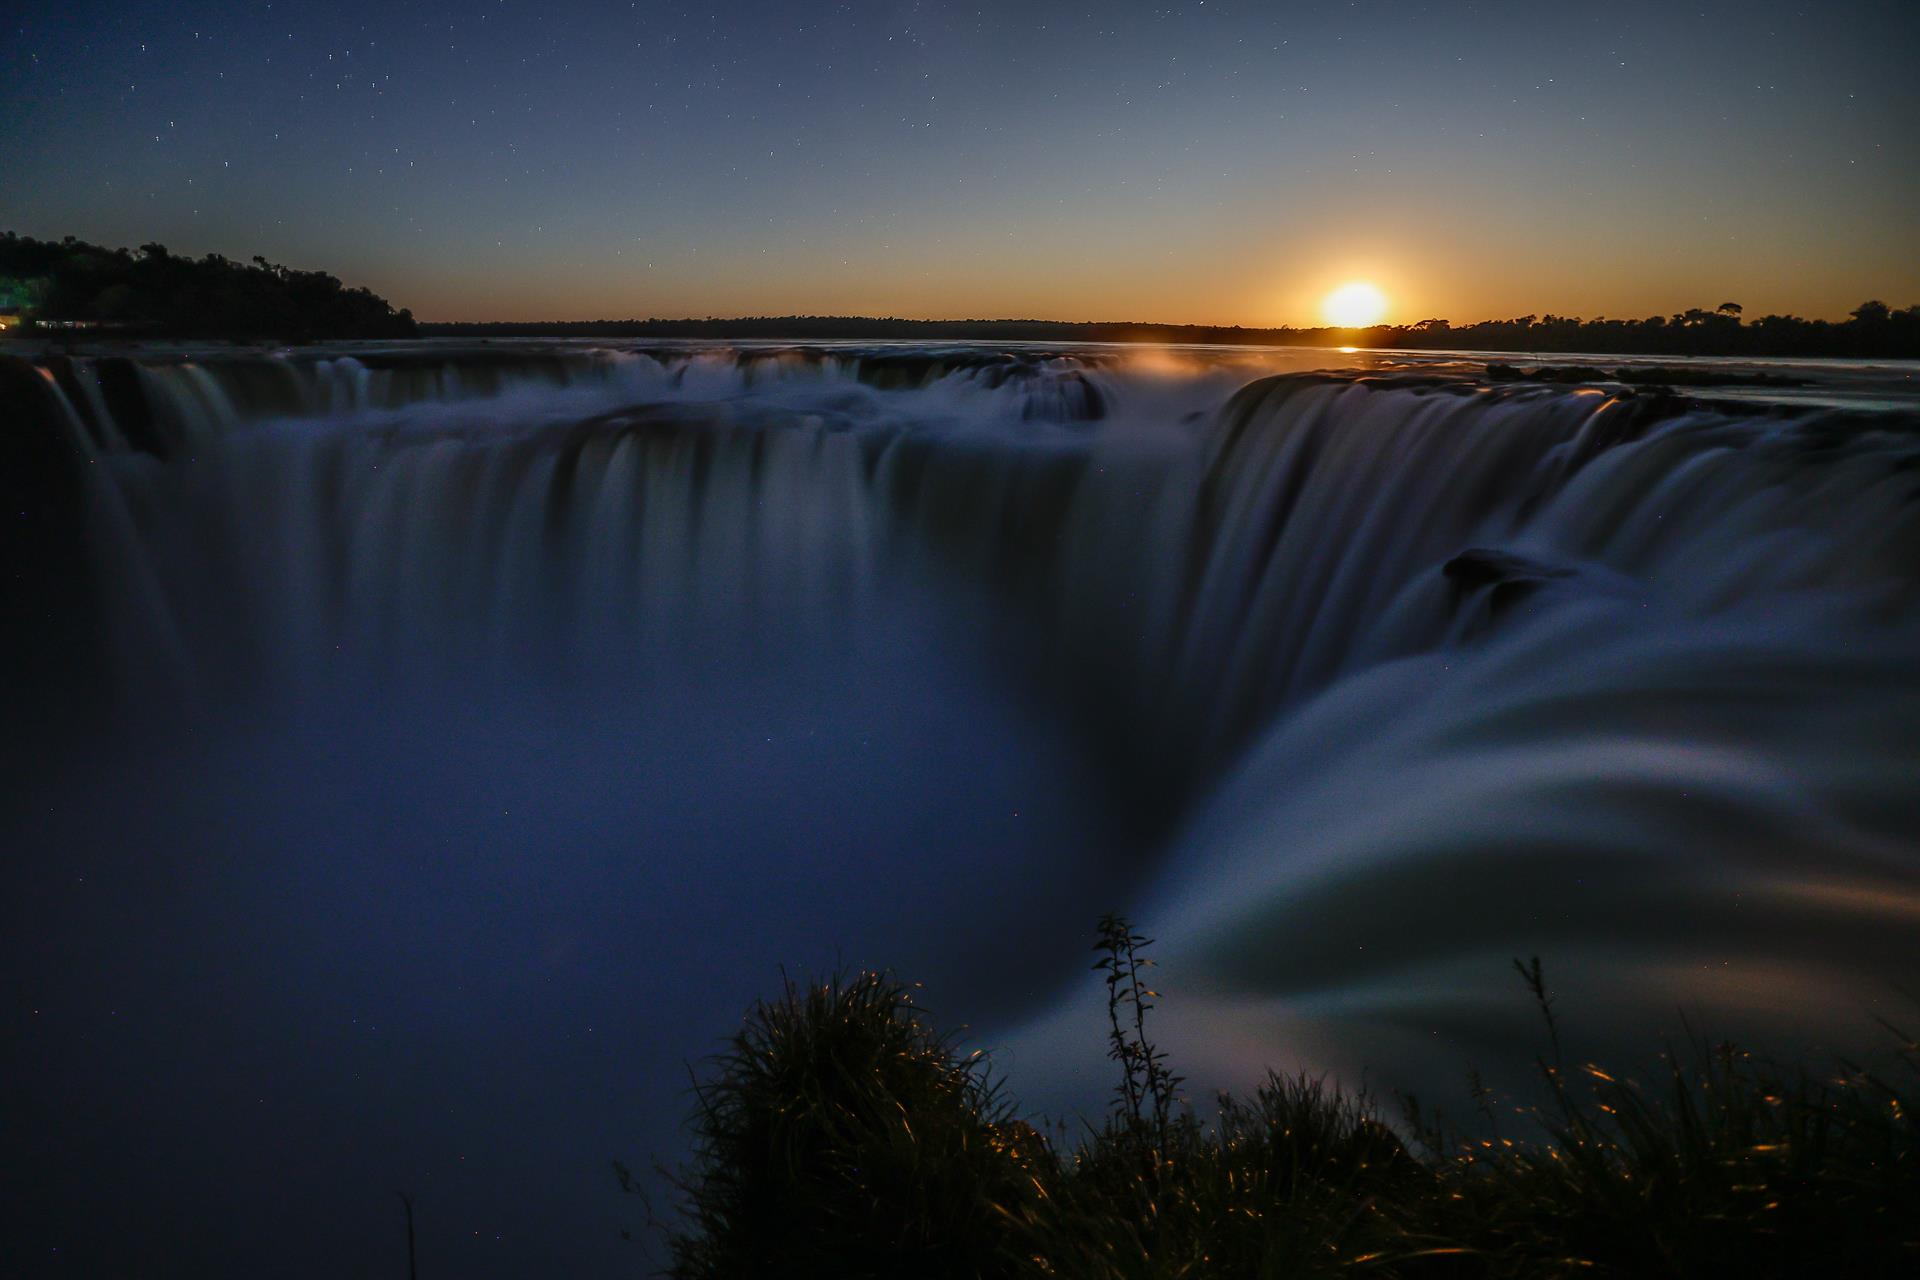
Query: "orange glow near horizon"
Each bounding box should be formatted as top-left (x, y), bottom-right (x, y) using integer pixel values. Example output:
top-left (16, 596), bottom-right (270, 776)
top-left (300, 224), bottom-right (1916, 329)
top-left (269, 211), bottom-right (1919, 328)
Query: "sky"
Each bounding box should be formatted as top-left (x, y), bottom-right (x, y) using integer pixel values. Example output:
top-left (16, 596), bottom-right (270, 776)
top-left (3, 1), bottom-right (1917, 322)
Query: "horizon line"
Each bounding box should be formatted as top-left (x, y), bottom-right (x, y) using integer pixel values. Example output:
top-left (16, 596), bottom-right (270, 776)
top-left (411, 305), bottom-right (1908, 329)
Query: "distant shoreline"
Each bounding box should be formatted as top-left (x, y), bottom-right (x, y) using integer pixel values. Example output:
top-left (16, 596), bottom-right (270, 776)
top-left (417, 312), bottom-right (1920, 360)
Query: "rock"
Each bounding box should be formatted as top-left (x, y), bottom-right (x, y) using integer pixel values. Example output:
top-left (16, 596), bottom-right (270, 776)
top-left (1485, 363), bottom-right (1604, 385)
top-left (1614, 366), bottom-right (1812, 389)
top-left (1443, 547), bottom-right (1575, 619)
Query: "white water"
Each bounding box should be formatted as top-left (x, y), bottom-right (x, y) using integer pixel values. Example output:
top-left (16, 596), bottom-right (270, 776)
top-left (10, 340), bottom-right (1920, 1272)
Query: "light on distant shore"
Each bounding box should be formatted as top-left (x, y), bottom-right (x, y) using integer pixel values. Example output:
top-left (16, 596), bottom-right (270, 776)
top-left (1323, 282), bottom-right (1388, 327)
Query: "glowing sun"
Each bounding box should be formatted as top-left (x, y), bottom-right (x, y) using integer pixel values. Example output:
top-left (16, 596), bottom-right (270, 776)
top-left (1323, 281), bottom-right (1388, 327)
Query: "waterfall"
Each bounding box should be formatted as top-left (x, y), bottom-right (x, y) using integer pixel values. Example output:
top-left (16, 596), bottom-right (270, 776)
top-left (7, 339), bottom-right (1919, 1153)
top-left (20, 343), bottom-right (1920, 777)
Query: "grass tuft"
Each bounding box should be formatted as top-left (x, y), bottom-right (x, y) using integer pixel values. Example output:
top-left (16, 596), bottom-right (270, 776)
top-left (656, 969), bottom-right (1044, 1278)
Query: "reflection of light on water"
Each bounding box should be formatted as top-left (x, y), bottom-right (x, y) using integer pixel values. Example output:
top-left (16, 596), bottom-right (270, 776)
top-left (1121, 345), bottom-right (1201, 378)
top-left (1339, 346), bottom-right (1358, 354)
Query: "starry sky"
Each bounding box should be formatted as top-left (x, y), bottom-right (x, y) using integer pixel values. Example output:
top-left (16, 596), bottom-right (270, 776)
top-left (3, 2), bottom-right (1917, 321)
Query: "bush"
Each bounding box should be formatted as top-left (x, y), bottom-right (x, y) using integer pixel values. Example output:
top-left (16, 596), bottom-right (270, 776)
top-left (655, 971), bottom-right (1045, 1278)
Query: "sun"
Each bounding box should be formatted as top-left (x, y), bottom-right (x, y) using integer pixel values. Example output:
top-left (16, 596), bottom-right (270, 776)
top-left (1323, 282), bottom-right (1388, 327)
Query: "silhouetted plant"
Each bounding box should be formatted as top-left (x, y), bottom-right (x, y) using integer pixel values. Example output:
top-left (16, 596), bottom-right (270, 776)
top-left (652, 970), bottom-right (1043, 1279)
top-left (1093, 914), bottom-right (1183, 1165)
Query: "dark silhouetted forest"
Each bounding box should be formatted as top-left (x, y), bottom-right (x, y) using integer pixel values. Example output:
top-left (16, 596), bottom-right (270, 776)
top-left (0, 233), bottom-right (417, 340)
top-left (427, 302), bottom-right (1920, 358)
top-left (1371, 301), bottom-right (1920, 358)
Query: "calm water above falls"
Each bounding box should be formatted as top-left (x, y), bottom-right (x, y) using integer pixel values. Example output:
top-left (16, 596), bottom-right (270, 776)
top-left (5, 341), bottom-right (1918, 1274)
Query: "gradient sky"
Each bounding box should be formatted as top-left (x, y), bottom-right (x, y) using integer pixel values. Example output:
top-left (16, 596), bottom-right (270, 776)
top-left (4, 0), bottom-right (1917, 324)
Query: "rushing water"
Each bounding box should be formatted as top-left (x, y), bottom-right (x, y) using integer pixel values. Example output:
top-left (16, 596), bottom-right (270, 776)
top-left (4, 340), bottom-right (1918, 1274)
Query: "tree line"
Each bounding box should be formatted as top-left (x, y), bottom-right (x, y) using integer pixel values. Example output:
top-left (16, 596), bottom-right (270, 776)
top-left (1379, 300), bottom-right (1920, 358)
top-left (0, 232), bottom-right (417, 341)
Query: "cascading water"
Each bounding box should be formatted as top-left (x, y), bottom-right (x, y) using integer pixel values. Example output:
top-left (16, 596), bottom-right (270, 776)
top-left (4, 340), bottom-right (1917, 1275)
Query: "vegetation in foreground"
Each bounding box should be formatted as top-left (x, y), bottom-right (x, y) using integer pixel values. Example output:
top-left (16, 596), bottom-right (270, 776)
top-left (634, 918), bottom-right (1919, 1278)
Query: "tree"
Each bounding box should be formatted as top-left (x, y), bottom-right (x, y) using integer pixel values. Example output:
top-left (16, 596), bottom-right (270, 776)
top-left (0, 232), bottom-right (416, 339)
